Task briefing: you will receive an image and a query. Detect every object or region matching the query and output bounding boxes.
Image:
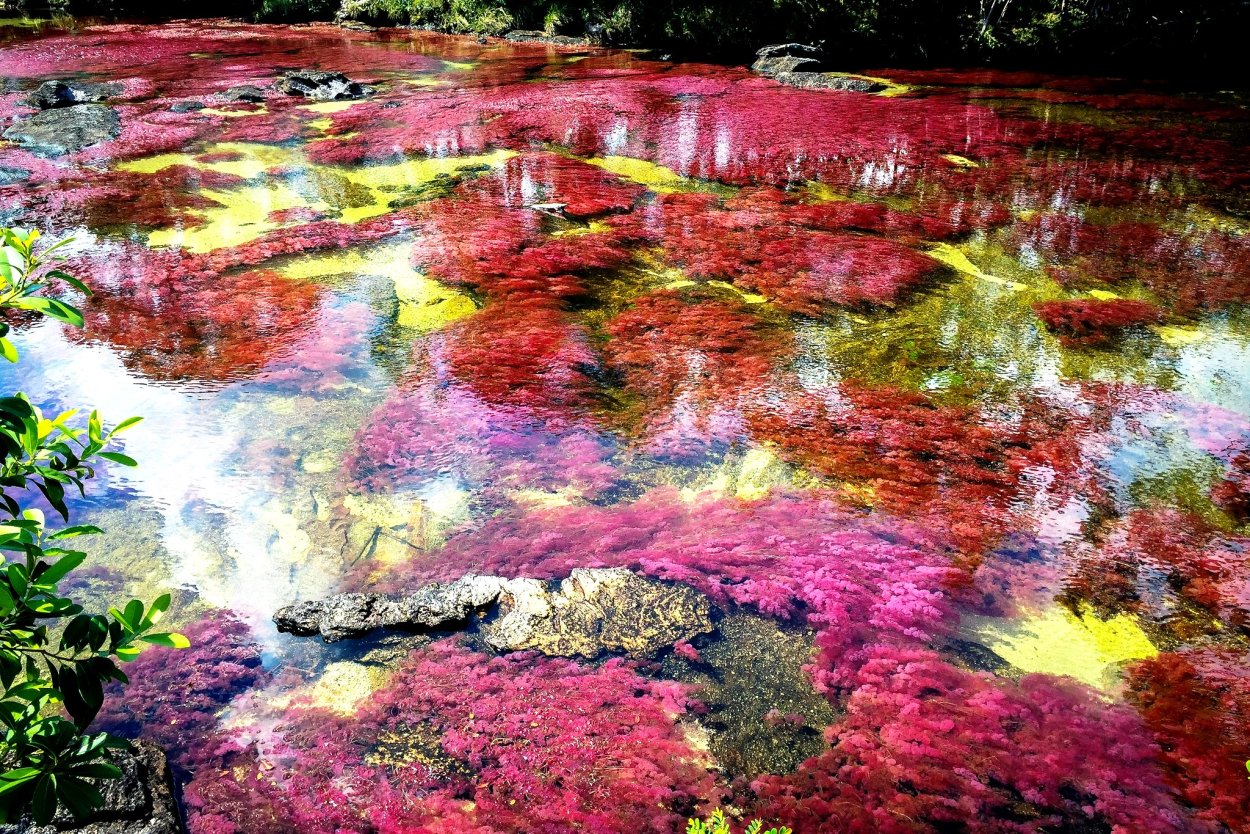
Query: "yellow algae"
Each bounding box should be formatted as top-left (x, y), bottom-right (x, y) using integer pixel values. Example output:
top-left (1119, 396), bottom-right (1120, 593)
top-left (442, 60), bottom-right (474, 70)
top-left (664, 278), bottom-right (698, 290)
top-left (926, 242), bottom-right (1029, 291)
top-left (277, 244), bottom-right (477, 332)
top-left (942, 154), bottom-right (982, 168)
top-left (199, 106), bottom-right (269, 118)
top-left (400, 77), bottom-right (444, 87)
top-left (300, 100), bottom-right (360, 114)
top-left (550, 219), bottom-right (612, 237)
top-left (804, 180), bottom-right (850, 202)
top-left (964, 605), bottom-right (1157, 689)
top-left (1088, 289), bottom-right (1121, 301)
top-left (585, 155), bottom-right (734, 196)
top-left (679, 446), bottom-right (790, 502)
top-left (1153, 325), bottom-right (1209, 346)
top-left (118, 144), bottom-right (515, 252)
top-left (395, 272), bottom-right (478, 331)
top-left (299, 449), bottom-right (339, 474)
top-left (707, 280), bottom-right (768, 304)
top-left (734, 447), bottom-right (782, 500)
top-left (272, 662), bottom-right (391, 714)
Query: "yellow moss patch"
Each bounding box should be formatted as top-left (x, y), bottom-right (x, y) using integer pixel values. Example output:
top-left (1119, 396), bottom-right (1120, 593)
top-left (278, 243), bottom-right (477, 332)
top-left (584, 155), bottom-right (734, 196)
top-left (1153, 325), bottom-right (1208, 346)
top-left (199, 105), bottom-right (269, 118)
top-left (117, 145), bottom-right (516, 253)
top-left (926, 242), bottom-right (1029, 291)
top-left (300, 100), bottom-right (360, 114)
top-left (804, 180), bottom-right (850, 202)
top-left (964, 605), bottom-right (1158, 689)
top-left (1088, 289), bottom-right (1121, 301)
top-left (942, 154), bottom-right (982, 168)
top-left (273, 662), bottom-right (391, 714)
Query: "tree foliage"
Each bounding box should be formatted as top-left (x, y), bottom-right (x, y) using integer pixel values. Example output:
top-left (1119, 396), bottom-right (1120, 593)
top-left (0, 228), bottom-right (187, 827)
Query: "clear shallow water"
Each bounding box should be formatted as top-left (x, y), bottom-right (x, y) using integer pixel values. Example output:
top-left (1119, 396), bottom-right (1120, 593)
top-left (1, 19), bottom-right (1249, 834)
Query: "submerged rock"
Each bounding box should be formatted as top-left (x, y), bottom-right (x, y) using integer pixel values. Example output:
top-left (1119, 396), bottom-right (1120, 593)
top-left (168, 101), bottom-right (205, 112)
top-left (275, 568), bottom-right (713, 657)
top-left (220, 85), bottom-right (268, 103)
top-left (275, 70), bottom-right (374, 101)
top-left (2, 104), bottom-right (120, 156)
top-left (0, 741), bottom-right (184, 834)
top-left (482, 569), bottom-right (713, 657)
top-left (25, 79), bottom-right (123, 109)
top-left (663, 614), bottom-right (836, 778)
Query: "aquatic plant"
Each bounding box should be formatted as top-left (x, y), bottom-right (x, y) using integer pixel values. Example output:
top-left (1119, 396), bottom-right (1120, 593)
top-left (1032, 298), bottom-right (1163, 345)
top-left (688, 809), bottom-right (792, 834)
top-left (1126, 647), bottom-right (1250, 833)
top-left (0, 229), bottom-right (186, 825)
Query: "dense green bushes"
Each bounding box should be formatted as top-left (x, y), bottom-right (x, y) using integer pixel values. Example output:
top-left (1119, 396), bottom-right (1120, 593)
top-left (329, 0), bottom-right (1248, 75)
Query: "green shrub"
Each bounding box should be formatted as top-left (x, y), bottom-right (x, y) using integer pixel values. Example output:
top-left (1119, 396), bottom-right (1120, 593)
top-left (0, 228), bottom-right (186, 827)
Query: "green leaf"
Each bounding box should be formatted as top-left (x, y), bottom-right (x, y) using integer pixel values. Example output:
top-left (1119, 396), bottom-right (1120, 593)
top-left (98, 452), bottom-right (137, 467)
top-left (107, 416), bottom-right (143, 436)
top-left (141, 594), bottom-right (170, 629)
top-left (45, 270), bottom-right (91, 296)
top-left (0, 338), bottom-right (16, 364)
top-left (140, 632), bottom-right (190, 649)
top-left (36, 550), bottom-right (85, 586)
top-left (47, 525), bottom-right (104, 540)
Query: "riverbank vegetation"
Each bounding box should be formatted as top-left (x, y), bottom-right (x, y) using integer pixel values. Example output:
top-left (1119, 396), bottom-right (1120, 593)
top-left (15, 0), bottom-right (1247, 77)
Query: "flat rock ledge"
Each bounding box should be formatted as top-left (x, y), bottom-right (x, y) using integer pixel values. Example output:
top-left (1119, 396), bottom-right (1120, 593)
top-left (25, 80), bottom-right (123, 109)
top-left (0, 741), bottom-right (184, 834)
top-left (503, 30), bottom-right (591, 46)
top-left (274, 568), bottom-right (713, 658)
top-left (751, 43), bottom-right (887, 93)
top-left (2, 105), bottom-right (121, 157)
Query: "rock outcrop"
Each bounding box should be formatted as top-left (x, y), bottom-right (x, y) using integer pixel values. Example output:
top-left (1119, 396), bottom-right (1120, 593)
top-left (751, 43), bottom-right (887, 93)
top-left (0, 741), bottom-right (184, 834)
top-left (275, 70), bottom-right (374, 101)
top-left (220, 85), bottom-right (268, 103)
top-left (275, 568), bottom-right (713, 658)
top-left (25, 80), bottom-right (122, 109)
top-left (503, 30), bottom-right (590, 46)
top-left (2, 105), bottom-right (120, 156)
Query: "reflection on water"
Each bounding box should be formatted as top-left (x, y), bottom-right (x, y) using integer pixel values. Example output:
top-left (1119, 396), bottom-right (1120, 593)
top-left (1, 19), bottom-right (1249, 834)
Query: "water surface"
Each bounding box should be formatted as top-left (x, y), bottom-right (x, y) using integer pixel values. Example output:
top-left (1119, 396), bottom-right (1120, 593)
top-left (1, 19), bottom-right (1248, 834)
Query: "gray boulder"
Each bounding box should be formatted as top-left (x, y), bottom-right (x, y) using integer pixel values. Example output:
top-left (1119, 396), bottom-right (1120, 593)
top-left (220, 85), bottom-right (268, 103)
top-left (275, 568), bottom-right (713, 658)
top-left (750, 42), bottom-right (887, 93)
top-left (168, 101), bottom-right (205, 113)
top-left (275, 70), bottom-right (374, 101)
top-left (0, 741), bottom-right (184, 834)
top-left (2, 105), bottom-right (120, 157)
top-left (776, 73), bottom-right (887, 92)
top-left (25, 80), bottom-right (122, 109)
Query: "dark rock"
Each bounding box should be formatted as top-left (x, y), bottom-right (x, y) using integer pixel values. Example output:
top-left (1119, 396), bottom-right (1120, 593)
top-left (2, 105), bottom-right (120, 157)
top-left (0, 166), bottom-right (31, 186)
top-left (337, 20), bottom-right (376, 32)
top-left (220, 85), bottom-right (267, 103)
top-left (275, 575), bottom-right (504, 642)
top-left (662, 614), bottom-right (838, 778)
top-left (168, 101), bottom-right (205, 112)
top-left (503, 30), bottom-right (589, 46)
top-left (275, 70), bottom-right (374, 101)
top-left (275, 569), bottom-right (713, 658)
top-left (0, 741), bottom-right (184, 834)
top-left (24, 80), bottom-right (122, 109)
top-left (750, 43), bottom-right (887, 93)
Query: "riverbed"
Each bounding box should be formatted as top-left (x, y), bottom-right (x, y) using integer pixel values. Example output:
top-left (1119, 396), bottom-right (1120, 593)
top-left (1, 18), bottom-right (1248, 834)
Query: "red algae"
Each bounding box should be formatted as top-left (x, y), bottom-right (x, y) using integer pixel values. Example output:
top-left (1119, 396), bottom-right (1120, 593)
top-left (1032, 298), bottom-right (1163, 345)
top-left (1126, 648), bottom-right (1250, 834)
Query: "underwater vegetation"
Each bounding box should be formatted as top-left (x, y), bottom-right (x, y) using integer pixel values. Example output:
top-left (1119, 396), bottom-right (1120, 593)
top-left (1, 17), bottom-right (1249, 834)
